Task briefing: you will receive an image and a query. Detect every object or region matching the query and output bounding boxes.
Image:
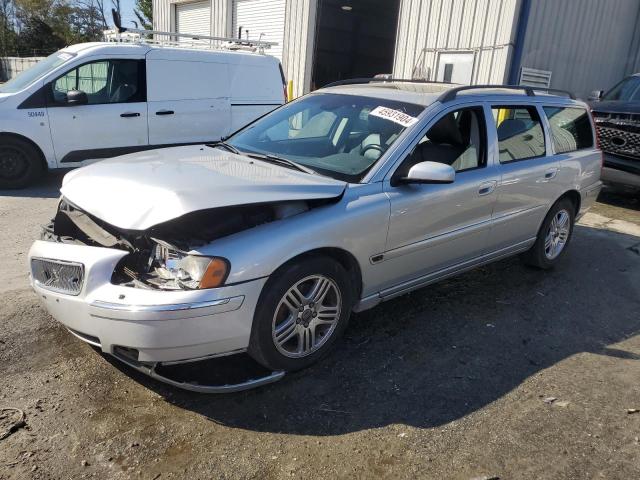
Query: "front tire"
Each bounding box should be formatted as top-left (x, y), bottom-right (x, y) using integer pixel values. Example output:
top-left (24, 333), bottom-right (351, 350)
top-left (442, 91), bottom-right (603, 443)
top-left (0, 137), bottom-right (44, 189)
top-left (520, 198), bottom-right (575, 269)
top-left (248, 256), bottom-right (353, 371)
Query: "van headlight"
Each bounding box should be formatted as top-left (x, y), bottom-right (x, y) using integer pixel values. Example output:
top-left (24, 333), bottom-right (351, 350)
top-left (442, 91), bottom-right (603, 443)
top-left (150, 240), bottom-right (229, 290)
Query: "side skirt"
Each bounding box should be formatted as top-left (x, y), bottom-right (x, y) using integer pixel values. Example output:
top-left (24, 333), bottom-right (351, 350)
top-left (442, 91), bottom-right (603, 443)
top-left (353, 238), bottom-right (536, 312)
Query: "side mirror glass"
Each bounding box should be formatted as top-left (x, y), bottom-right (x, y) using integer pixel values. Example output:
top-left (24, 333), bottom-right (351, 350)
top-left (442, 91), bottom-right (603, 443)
top-left (66, 90), bottom-right (88, 106)
top-left (401, 161), bottom-right (455, 185)
top-left (588, 90), bottom-right (604, 101)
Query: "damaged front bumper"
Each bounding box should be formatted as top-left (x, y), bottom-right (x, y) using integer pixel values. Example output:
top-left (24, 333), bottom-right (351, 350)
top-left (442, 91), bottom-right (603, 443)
top-left (28, 240), bottom-right (282, 392)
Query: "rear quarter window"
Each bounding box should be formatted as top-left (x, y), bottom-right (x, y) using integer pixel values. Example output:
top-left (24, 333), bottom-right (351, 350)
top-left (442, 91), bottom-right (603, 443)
top-left (491, 106), bottom-right (546, 163)
top-left (543, 107), bottom-right (593, 154)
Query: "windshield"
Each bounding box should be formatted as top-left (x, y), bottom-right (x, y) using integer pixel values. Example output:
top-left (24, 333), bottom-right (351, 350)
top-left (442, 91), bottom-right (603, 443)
top-left (602, 76), bottom-right (640, 102)
top-left (228, 93), bottom-right (424, 182)
top-left (0, 51), bottom-right (75, 94)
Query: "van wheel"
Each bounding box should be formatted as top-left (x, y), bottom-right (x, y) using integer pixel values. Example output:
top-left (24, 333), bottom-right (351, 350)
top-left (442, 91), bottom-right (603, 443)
top-left (248, 256), bottom-right (353, 372)
top-left (520, 198), bottom-right (575, 269)
top-left (0, 137), bottom-right (44, 189)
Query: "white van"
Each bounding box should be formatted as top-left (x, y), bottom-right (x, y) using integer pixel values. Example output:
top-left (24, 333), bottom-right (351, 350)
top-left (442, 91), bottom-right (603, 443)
top-left (0, 42), bottom-right (286, 188)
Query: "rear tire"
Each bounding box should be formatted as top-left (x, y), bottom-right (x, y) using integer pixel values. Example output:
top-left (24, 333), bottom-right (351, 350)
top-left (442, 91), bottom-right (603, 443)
top-left (0, 137), bottom-right (44, 189)
top-left (248, 256), bottom-right (353, 372)
top-left (520, 198), bottom-right (575, 269)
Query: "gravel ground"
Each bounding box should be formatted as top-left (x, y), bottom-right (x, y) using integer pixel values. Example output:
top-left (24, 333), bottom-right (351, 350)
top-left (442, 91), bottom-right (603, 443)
top-left (1, 175), bottom-right (639, 480)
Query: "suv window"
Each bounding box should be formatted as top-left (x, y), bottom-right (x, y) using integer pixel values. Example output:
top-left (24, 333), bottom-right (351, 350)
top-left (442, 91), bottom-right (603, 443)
top-left (603, 76), bottom-right (640, 101)
top-left (543, 107), bottom-right (593, 153)
top-left (492, 106), bottom-right (545, 163)
top-left (52, 59), bottom-right (144, 105)
top-left (396, 107), bottom-right (486, 178)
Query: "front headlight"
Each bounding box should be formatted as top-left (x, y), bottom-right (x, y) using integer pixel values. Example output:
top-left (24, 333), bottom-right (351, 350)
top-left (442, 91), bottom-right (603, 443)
top-left (150, 240), bottom-right (229, 290)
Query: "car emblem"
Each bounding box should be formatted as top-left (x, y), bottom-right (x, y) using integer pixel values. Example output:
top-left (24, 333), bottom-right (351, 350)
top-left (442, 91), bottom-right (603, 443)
top-left (610, 136), bottom-right (627, 147)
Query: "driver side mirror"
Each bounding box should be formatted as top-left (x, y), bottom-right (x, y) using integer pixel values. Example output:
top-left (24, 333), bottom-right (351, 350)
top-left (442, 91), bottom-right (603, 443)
top-left (66, 89), bottom-right (88, 106)
top-left (399, 161), bottom-right (456, 185)
top-left (588, 90), bottom-right (604, 101)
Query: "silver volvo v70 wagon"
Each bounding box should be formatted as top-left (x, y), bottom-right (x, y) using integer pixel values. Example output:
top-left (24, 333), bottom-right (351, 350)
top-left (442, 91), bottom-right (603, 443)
top-left (28, 81), bottom-right (602, 392)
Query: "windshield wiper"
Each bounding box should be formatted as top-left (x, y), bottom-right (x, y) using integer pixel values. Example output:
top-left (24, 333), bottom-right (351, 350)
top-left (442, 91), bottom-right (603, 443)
top-left (207, 140), bottom-right (240, 155)
top-left (246, 153), bottom-right (317, 175)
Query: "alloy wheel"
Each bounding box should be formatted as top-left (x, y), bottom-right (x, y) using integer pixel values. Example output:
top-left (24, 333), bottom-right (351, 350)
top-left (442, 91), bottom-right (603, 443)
top-left (271, 274), bottom-right (342, 358)
top-left (544, 209), bottom-right (570, 260)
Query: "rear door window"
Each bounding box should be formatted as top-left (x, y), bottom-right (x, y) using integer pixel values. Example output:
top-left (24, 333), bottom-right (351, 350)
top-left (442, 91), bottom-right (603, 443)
top-left (543, 107), bottom-right (594, 153)
top-left (491, 106), bottom-right (546, 163)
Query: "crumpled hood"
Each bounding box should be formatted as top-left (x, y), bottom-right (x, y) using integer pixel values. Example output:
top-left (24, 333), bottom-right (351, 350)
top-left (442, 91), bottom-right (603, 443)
top-left (61, 145), bottom-right (347, 230)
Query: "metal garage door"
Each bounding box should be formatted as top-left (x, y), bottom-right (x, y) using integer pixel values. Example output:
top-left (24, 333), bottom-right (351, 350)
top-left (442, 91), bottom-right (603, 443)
top-left (232, 0), bottom-right (285, 60)
top-left (176, 1), bottom-right (211, 37)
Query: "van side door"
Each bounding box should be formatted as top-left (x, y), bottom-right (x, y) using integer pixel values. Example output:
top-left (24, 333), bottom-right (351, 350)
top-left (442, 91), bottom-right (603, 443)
top-left (146, 50), bottom-right (231, 145)
top-left (487, 104), bottom-right (563, 253)
top-left (46, 57), bottom-right (149, 165)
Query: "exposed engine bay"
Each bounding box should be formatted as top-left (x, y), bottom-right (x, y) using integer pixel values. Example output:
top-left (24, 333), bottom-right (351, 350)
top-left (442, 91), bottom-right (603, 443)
top-left (43, 197), bottom-right (321, 290)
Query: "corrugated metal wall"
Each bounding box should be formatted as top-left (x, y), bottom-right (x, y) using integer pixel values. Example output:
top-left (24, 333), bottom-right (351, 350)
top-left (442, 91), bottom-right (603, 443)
top-left (281, 0), bottom-right (317, 97)
top-left (519, 0), bottom-right (640, 97)
top-left (152, 0), bottom-right (230, 40)
top-left (393, 0), bottom-right (521, 84)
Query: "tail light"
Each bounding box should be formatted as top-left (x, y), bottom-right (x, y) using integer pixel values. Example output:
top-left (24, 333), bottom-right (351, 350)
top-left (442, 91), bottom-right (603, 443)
top-left (588, 108), bottom-right (604, 168)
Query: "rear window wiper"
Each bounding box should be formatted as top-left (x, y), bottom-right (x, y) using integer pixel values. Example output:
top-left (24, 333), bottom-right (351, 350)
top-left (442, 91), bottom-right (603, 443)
top-left (206, 140), bottom-right (240, 155)
top-left (246, 153), bottom-right (317, 175)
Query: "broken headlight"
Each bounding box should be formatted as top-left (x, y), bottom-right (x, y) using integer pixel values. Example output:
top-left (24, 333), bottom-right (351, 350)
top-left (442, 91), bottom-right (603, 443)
top-left (149, 240), bottom-right (229, 290)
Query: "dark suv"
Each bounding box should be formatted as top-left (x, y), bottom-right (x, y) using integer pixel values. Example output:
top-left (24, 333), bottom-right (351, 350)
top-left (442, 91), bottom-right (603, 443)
top-left (589, 74), bottom-right (640, 191)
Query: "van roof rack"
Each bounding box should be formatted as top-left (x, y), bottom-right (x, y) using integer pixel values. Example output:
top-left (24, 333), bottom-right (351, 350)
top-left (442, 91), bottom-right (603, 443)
top-left (108, 9), bottom-right (276, 53)
top-left (437, 84), bottom-right (576, 102)
top-left (321, 77), bottom-right (575, 101)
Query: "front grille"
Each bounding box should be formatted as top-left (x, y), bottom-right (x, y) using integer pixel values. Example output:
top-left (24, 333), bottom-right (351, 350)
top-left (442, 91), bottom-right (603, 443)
top-left (31, 258), bottom-right (84, 295)
top-left (596, 126), bottom-right (640, 160)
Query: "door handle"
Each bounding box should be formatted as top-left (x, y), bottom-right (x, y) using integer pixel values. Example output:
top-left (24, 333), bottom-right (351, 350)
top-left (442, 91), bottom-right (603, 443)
top-left (478, 181), bottom-right (497, 196)
top-left (120, 112), bottom-right (140, 118)
top-left (156, 110), bottom-right (175, 116)
top-left (543, 168), bottom-right (558, 180)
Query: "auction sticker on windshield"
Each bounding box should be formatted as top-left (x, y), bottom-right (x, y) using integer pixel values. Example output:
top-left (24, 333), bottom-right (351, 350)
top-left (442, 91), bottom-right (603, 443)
top-left (369, 106), bottom-right (418, 127)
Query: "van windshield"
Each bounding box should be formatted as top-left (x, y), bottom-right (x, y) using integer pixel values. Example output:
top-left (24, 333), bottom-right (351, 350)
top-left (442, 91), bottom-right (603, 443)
top-left (0, 51), bottom-right (76, 94)
top-left (227, 93), bottom-right (424, 182)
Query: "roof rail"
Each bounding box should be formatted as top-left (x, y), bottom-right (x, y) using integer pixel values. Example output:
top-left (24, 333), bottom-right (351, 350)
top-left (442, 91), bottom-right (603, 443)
top-left (437, 84), bottom-right (575, 102)
top-left (322, 77), bottom-right (458, 89)
top-left (109, 8), bottom-right (276, 52)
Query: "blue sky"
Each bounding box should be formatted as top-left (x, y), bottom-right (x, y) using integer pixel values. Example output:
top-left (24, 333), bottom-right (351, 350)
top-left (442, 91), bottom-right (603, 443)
top-left (116, 0), bottom-right (139, 29)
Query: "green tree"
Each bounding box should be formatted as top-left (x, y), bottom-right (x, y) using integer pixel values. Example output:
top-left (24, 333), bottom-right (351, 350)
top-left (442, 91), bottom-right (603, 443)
top-left (133, 0), bottom-right (150, 30)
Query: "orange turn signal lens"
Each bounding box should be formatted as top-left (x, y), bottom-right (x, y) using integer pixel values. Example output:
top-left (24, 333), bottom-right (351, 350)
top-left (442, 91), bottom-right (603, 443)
top-left (198, 258), bottom-right (229, 289)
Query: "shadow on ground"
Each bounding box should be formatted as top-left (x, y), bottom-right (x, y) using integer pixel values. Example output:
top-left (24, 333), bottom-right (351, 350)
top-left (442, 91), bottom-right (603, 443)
top-left (104, 223), bottom-right (640, 436)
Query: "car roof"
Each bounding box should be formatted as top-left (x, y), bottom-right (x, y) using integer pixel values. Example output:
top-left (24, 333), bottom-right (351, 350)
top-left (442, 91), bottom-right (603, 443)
top-left (319, 82), bottom-right (584, 108)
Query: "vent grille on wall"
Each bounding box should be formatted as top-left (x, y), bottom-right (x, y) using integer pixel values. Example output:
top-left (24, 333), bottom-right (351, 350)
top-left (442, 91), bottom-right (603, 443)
top-left (519, 67), bottom-right (552, 88)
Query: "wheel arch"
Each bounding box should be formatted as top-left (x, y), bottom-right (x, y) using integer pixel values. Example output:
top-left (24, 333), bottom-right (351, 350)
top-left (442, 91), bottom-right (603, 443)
top-left (272, 247), bottom-right (363, 305)
top-left (0, 131), bottom-right (48, 172)
top-left (536, 189), bottom-right (581, 234)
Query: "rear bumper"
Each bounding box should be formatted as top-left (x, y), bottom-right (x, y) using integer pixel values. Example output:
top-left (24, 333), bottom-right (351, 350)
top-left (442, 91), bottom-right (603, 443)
top-left (28, 240), bottom-right (267, 363)
top-left (577, 181), bottom-right (602, 219)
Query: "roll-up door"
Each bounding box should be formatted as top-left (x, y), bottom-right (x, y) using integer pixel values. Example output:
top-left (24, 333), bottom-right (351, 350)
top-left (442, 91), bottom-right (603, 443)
top-left (176, 1), bottom-right (211, 37)
top-left (232, 0), bottom-right (285, 61)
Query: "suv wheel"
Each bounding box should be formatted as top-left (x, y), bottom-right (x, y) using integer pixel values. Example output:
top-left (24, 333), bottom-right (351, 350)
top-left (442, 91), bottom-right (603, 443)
top-left (248, 256), bottom-right (353, 371)
top-left (0, 137), bottom-right (44, 189)
top-left (521, 198), bottom-right (575, 269)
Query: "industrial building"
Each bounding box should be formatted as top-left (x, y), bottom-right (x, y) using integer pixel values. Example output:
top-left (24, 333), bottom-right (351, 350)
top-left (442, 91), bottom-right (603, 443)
top-left (152, 0), bottom-right (640, 98)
